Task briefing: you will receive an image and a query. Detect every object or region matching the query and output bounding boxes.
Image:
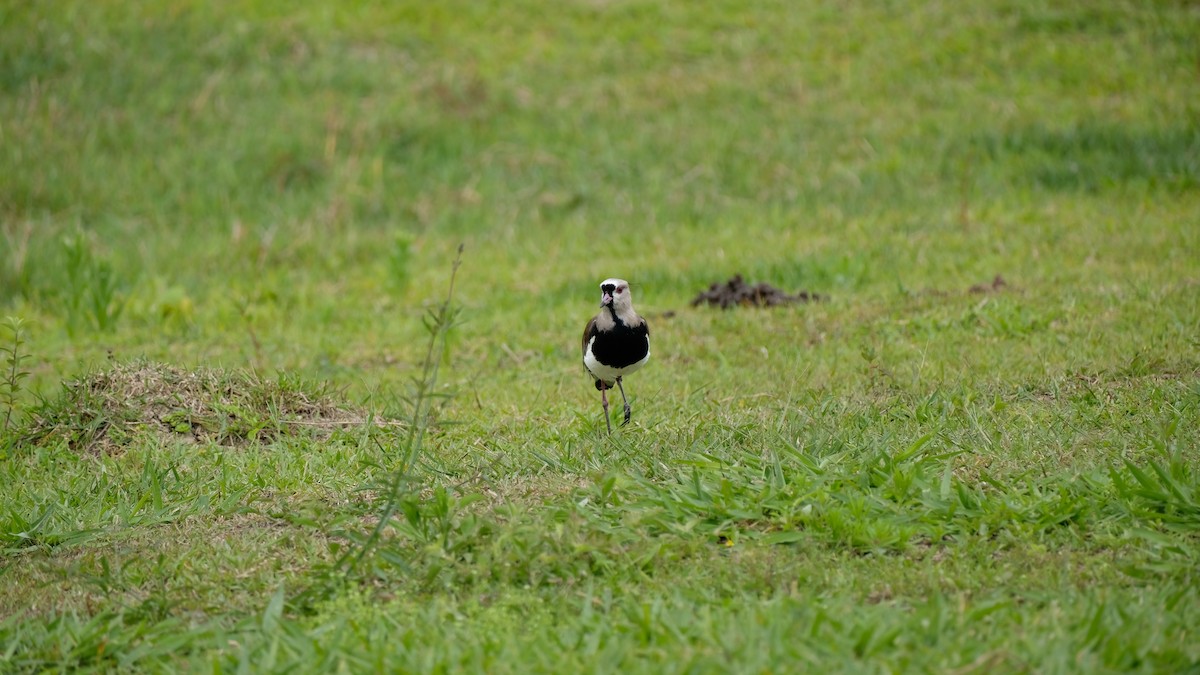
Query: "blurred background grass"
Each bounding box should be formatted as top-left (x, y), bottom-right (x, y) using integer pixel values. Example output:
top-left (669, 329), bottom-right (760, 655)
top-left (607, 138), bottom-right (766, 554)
top-left (3, 1), bottom-right (1196, 389)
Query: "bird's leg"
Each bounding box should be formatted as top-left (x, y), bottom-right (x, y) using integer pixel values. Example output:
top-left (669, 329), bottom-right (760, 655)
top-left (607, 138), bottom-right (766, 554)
top-left (616, 377), bottom-right (631, 425)
top-left (600, 382), bottom-right (612, 433)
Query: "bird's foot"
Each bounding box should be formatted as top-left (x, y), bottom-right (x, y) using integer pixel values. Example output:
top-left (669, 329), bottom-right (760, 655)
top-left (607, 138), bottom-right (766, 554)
top-left (622, 403), bottom-right (631, 426)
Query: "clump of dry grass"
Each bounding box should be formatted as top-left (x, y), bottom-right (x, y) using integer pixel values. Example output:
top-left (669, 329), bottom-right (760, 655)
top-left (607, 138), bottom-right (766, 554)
top-left (22, 360), bottom-right (381, 453)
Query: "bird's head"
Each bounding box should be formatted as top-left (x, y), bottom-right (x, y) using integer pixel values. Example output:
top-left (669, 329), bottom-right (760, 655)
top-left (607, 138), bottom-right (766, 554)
top-left (599, 278), bottom-right (633, 310)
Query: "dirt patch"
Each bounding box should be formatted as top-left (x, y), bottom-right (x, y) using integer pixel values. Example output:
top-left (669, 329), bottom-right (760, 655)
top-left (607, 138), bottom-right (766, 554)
top-left (969, 275), bottom-right (1008, 294)
top-left (915, 274), bottom-right (1011, 299)
top-left (21, 361), bottom-right (386, 454)
top-left (691, 274), bottom-right (824, 309)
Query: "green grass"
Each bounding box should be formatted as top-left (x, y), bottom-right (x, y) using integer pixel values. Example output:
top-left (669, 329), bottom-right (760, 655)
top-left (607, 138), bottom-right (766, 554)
top-left (3, 0), bottom-right (1200, 671)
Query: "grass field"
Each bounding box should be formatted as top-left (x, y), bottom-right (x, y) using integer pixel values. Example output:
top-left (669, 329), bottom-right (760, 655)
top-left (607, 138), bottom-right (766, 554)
top-left (2, 0), bottom-right (1200, 671)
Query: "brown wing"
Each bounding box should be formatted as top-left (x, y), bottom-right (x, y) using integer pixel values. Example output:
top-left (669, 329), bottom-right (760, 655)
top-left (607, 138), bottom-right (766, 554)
top-left (581, 316), bottom-right (597, 358)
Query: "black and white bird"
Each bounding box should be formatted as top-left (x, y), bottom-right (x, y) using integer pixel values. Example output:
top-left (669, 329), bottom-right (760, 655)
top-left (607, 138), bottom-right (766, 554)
top-left (582, 278), bottom-right (650, 433)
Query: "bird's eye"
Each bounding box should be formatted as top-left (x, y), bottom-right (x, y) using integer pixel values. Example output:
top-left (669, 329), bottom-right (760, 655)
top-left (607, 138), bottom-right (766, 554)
top-left (616, 287), bottom-right (624, 294)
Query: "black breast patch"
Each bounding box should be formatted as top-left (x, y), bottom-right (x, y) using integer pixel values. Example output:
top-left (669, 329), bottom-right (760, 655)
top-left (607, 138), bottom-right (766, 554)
top-left (590, 320), bottom-right (649, 368)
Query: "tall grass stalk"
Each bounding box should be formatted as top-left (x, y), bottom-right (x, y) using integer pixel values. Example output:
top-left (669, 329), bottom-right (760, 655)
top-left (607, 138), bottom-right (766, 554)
top-left (338, 244), bottom-right (464, 581)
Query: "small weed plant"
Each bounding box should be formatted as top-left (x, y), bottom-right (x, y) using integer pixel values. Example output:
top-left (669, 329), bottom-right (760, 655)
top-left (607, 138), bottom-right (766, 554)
top-left (60, 232), bottom-right (126, 336)
top-left (0, 317), bottom-right (31, 447)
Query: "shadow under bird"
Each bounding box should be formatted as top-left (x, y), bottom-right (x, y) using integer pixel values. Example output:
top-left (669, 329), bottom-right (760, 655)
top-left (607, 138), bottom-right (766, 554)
top-left (582, 278), bottom-right (650, 433)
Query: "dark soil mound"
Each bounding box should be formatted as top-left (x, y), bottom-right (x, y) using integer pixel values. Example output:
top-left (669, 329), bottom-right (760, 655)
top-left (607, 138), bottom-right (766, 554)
top-left (691, 274), bottom-right (824, 309)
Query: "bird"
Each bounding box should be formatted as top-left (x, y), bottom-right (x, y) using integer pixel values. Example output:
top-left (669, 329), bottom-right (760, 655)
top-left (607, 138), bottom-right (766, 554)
top-left (582, 278), bottom-right (650, 433)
